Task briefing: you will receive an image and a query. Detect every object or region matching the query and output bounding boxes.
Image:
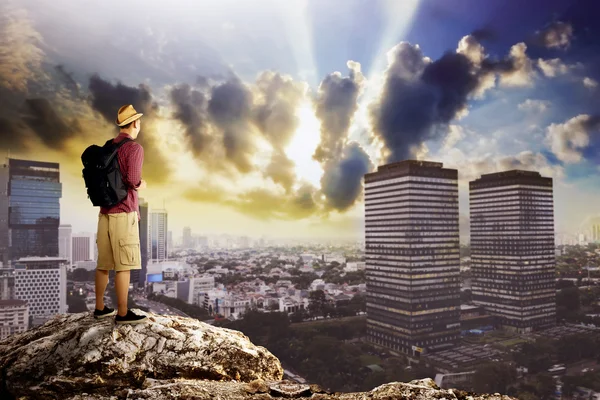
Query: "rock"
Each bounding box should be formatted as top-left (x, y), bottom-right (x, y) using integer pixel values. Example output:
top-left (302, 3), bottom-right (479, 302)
top-left (0, 310), bottom-right (282, 399)
top-left (0, 311), bottom-right (517, 400)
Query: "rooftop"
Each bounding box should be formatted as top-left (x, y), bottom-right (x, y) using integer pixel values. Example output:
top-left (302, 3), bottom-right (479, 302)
top-left (0, 299), bottom-right (28, 307)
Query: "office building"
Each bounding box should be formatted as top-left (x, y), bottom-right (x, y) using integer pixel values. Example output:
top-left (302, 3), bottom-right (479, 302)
top-left (72, 233), bottom-right (94, 263)
top-left (0, 162), bottom-right (9, 266)
top-left (137, 199), bottom-right (150, 288)
top-left (13, 257), bottom-right (67, 326)
top-left (0, 267), bottom-right (15, 300)
top-left (364, 160), bottom-right (461, 356)
top-left (150, 209), bottom-right (168, 261)
top-left (470, 170), bottom-right (556, 333)
top-left (0, 299), bottom-right (29, 340)
top-left (7, 159), bottom-right (62, 261)
top-left (59, 225), bottom-right (72, 265)
top-left (183, 227), bottom-right (192, 249)
top-left (188, 276), bottom-right (215, 305)
top-left (168, 231), bottom-right (173, 252)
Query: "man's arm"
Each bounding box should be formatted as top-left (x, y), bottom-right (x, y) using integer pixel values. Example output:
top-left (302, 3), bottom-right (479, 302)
top-left (126, 143), bottom-right (144, 190)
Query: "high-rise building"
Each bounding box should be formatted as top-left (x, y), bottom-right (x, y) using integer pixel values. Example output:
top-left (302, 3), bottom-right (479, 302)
top-left (72, 233), bottom-right (94, 263)
top-left (0, 299), bottom-right (29, 340)
top-left (364, 160), bottom-right (461, 356)
top-left (59, 225), bottom-right (72, 265)
top-left (470, 170), bottom-right (556, 333)
top-left (7, 159), bottom-right (62, 261)
top-left (150, 210), bottom-right (168, 261)
top-left (183, 227), bottom-right (192, 249)
top-left (0, 162), bottom-right (9, 266)
top-left (136, 198), bottom-right (150, 288)
top-left (0, 267), bottom-right (15, 300)
top-left (168, 230), bottom-right (173, 253)
top-left (13, 257), bottom-right (68, 326)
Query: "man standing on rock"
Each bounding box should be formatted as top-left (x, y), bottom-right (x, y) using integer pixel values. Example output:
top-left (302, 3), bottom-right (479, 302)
top-left (82, 104), bottom-right (149, 324)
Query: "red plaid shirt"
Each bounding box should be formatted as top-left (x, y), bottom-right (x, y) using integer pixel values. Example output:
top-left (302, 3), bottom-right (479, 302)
top-left (100, 132), bottom-right (144, 219)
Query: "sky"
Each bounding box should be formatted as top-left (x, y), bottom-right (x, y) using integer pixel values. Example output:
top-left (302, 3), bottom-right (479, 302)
top-left (1, 0), bottom-right (600, 241)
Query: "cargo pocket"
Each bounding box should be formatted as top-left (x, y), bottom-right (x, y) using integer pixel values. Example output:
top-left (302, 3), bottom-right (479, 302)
top-left (119, 238), bottom-right (140, 266)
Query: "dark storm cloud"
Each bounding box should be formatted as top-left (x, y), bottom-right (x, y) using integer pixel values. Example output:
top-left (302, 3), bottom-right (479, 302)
top-left (88, 74), bottom-right (157, 121)
top-left (54, 65), bottom-right (80, 95)
top-left (533, 21), bottom-right (574, 50)
top-left (313, 62), bottom-right (363, 163)
top-left (471, 27), bottom-right (496, 42)
top-left (207, 78), bottom-right (255, 173)
top-left (371, 43), bottom-right (478, 162)
top-left (169, 84), bottom-right (212, 157)
top-left (0, 118), bottom-right (28, 151)
top-left (87, 75), bottom-right (170, 183)
top-left (21, 98), bottom-right (77, 149)
top-left (320, 142), bottom-right (373, 211)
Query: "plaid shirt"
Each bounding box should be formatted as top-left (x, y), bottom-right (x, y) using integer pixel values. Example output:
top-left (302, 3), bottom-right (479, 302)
top-left (100, 132), bottom-right (144, 219)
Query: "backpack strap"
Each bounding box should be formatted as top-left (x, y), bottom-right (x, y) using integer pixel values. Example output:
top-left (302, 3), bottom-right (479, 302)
top-left (104, 138), bottom-right (132, 167)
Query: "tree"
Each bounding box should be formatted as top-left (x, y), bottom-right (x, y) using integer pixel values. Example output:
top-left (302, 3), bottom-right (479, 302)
top-left (67, 295), bottom-right (88, 313)
top-left (472, 362), bottom-right (517, 394)
top-left (72, 268), bottom-right (93, 282)
top-left (308, 290), bottom-right (328, 318)
top-left (349, 294), bottom-right (366, 314)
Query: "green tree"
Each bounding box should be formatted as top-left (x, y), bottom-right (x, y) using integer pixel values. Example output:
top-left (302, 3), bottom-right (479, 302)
top-left (308, 290), bottom-right (328, 318)
top-left (67, 295), bottom-right (88, 313)
top-left (72, 268), bottom-right (93, 282)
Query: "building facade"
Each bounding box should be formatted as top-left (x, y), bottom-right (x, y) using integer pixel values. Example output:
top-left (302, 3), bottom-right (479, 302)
top-left (13, 257), bottom-right (68, 326)
top-left (470, 170), bottom-right (556, 333)
top-left (0, 267), bottom-right (15, 300)
top-left (58, 225), bottom-right (72, 265)
top-left (364, 160), bottom-right (461, 356)
top-left (0, 162), bottom-right (9, 266)
top-left (150, 209), bottom-right (168, 261)
top-left (0, 299), bottom-right (29, 340)
top-left (72, 233), bottom-right (94, 263)
top-left (136, 198), bottom-right (150, 288)
top-left (183, 227), bottom-right (192, 249)
top-left (7, 159), bottom-right (62, 261)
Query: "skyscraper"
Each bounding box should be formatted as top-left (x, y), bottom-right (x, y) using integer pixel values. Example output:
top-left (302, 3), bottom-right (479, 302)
top-left (0, 162), bottom-right (9, 266)
top-left (7, 159), bottom-right (62, 261)
top-left (168, 230), bottom-right (173, 252)
top-left (364, 160), bottom-right (461, 356)
top-left (183, 227), bottom-right (192, 249)
top-left (59, 225), bottom-right (72, 265)
top-left (137, 198), bottom-right (150, 287)
top-left (150, 209), bottom-right (168, 261)
top-left (470, 170), bottom-right (556, 333)
top-left (72, 233), bottom-right (94, 263)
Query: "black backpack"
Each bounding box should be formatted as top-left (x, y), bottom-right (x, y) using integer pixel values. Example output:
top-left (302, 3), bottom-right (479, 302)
top-left (81, 138), bottom-right (131, 207)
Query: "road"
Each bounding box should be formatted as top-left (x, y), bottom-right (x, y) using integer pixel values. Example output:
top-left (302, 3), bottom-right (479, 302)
top-left (134, 297), bottom-right (191, 318)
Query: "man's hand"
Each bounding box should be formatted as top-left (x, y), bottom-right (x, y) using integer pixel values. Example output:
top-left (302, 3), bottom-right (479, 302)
top-left (137, 180), bottom-right (147, 190)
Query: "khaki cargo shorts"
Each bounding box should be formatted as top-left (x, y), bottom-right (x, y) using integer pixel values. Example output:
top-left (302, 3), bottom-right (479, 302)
top-left (96, 211), bottom-right (142, 272)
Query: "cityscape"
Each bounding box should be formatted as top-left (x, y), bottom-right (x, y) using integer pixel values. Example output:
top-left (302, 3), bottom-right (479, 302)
top-left (1, 0), bottom-right (600, 399)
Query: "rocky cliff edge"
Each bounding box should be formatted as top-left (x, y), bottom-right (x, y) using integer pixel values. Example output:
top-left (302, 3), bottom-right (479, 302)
top-left (0, 310), bottom-right (516, 399)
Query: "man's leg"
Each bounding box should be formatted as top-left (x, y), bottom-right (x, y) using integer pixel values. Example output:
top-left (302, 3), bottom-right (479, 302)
top-left (95, 270), bottom-right (110, 310)
top-left (115, 270), bottom-right (130, 317)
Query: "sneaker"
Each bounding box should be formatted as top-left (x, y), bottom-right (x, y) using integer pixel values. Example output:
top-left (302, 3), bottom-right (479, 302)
top-left (115, 309), bottom-right (148, 325)
top-left (94, 306), bottom-right (117, 319)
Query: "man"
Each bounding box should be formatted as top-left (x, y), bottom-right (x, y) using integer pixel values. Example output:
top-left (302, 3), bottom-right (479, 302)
top-left (93, 104), bottom-right (148, 324)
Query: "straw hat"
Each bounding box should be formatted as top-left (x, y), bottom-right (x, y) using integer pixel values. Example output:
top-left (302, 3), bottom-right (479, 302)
top-left (115, 104), bottom-right (143, 126)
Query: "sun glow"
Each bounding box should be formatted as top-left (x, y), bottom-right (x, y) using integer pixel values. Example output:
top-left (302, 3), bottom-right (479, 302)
top-left (286, 103), bottom-right (323, 187)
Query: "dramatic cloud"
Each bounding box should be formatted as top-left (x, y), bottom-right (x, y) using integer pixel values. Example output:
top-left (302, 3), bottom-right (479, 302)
top-left (252, 71), bottom-right (306, 191)
top-left (313, 61), bottom-right (364, 163)
top-left (533, 21), bottom-right (574, 50)
top-left (313, 62), bottom-right (372, 211)
top-left (0, 5), bottom-right (46, 93)
top-left (20, 98), bottom-right (78, 149)
top-left (537, 58), bottom-right (570, 77)
top-left (518, 99), bottom-right (550, 113)
top-left (546, 114), bottom-right (600, 163)
top-left (442, 125), bottom-right (466, 150)
top-left (320, 142), bottom-right (373, 211)
top-left (583, 77), bottom-right (598, 89)
top-left (495, 43), bottom-right (535, 87)
top-left (0, 117), bottom-right (28, 151)
top-left (169, 83), bottom-right (212, 157)
top-left (371, 42), bottom-right (479, 162)
top-left (88, 75), bottom-right (170, 183)
top-left (207, 78), bottom-right (256, 173)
